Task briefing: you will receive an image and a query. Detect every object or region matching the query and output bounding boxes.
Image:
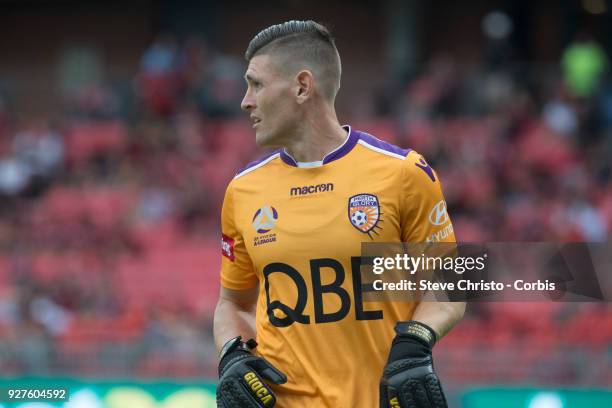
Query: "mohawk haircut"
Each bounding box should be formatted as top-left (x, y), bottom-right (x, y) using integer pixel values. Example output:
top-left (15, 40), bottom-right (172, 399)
top-left (245, 20), bottom-right (342, 101)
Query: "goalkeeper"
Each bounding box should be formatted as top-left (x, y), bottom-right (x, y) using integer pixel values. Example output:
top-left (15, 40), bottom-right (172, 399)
top-left (214, 20), bottom-right (465, 408)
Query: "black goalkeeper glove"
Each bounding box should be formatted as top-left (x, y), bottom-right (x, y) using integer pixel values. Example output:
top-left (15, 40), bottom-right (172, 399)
top-left (217, 336), bottom-right (287, 408)
top-left (379, 321), bottom-right (448, 408)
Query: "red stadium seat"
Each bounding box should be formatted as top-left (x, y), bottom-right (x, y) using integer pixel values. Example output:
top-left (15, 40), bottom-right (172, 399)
top-left (116, 235), bottom-right (220, 313)
top-left (65, 120), bottom-right (128, 165)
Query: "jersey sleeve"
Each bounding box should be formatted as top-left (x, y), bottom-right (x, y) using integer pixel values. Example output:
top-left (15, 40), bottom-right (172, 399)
top-left (400, 150), bottom-right (455, 243)
top-left (220, 180), bottom-right (258, 290)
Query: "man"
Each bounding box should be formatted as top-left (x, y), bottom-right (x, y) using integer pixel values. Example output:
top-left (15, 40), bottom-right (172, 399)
top-left (214, 20), bottom-right (465, 408)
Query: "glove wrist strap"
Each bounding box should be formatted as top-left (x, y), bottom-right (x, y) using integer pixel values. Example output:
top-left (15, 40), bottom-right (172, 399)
top-left (219, 336), bottom-right (257, 361)
top-left (218, 336), bottom-right (258, 377)
top-left (395, 320), bottom-right (437, 348)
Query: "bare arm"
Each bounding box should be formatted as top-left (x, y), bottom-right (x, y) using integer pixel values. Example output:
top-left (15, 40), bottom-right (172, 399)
top-left (213, 285), bottom-right (259, 352)
top-left (411, 301), bottom-right (466, 340)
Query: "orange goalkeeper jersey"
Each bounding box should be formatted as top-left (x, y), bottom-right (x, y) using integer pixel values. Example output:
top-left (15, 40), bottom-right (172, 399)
top-left (220, 126), bottom-right (455, 408)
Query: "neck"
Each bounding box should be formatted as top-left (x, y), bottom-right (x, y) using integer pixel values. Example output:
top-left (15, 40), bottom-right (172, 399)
top-left (283, 105), bottom-right (347, 163)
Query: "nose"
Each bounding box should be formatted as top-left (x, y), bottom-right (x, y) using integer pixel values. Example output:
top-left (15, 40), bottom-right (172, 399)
top-left (241, 88), bottom-right (255, 112)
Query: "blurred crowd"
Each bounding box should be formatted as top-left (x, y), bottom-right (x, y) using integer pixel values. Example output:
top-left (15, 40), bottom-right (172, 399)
top-left (391, 33), bottom-right (611, 242)
top-left (0, 31), bottom-right (610, 383)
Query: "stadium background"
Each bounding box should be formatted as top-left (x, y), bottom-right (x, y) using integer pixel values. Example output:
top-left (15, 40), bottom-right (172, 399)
top-left (0, 0), bottom-right (610, 407)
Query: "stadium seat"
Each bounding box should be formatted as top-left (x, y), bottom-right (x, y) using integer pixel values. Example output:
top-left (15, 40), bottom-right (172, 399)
top-left (65, 120), bottom-right (128, 165)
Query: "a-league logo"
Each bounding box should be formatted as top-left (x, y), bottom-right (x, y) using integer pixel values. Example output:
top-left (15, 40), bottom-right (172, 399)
top-left (252, 205), bottom-right (278, 234)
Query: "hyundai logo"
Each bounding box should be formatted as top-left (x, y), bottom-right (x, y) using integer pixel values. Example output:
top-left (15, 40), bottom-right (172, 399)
top-left (428, 200), bottom-right (449, 226)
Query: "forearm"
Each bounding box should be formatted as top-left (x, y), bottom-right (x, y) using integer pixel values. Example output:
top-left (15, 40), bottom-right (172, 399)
top-left (213, 294), bottom-right (257, 352)
top-left (411, 301), bottom-right (466, 340)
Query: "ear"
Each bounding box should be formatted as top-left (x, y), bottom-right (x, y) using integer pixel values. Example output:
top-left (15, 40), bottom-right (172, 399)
top-left (295, 70), bottom-right (314, 104)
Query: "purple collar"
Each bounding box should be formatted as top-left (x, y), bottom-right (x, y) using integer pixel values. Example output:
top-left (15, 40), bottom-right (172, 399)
top-left (279, 125), bottom-right (359, 167)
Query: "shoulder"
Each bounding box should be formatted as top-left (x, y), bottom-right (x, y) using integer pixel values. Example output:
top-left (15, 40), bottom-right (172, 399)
top-left (401, 150), bottom-right (439, 184)
top-left (352, 127), bottom-right (438, 184)
top-left (233, 149), bottom-right (283, 180)
top-left (346, 127), bottom-right (441, 182)
top-left (353, 129), bottom-right (412, 161)
top-left (351, 129), bottom-right (434, 178)
top-left (349, 129), bottom-right (441, 186)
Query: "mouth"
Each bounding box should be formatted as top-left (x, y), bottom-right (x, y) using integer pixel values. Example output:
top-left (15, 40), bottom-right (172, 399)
top-left (251, 116), bottom-right (261, 128)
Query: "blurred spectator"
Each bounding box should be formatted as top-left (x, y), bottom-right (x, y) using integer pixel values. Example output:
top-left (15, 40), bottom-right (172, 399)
top-left (178, 36), bottom-right (212, 93)
top-left (194, 55), bottom-right (244, 118)
top-left (0, 94), bottom-right (9, 142)
top-left (0, 288), bottom-right (19, 327)
top-left (15, 319), bottom-right (53, 374)
top-left (57, 47), bottom-right (104, 97)
top-left (136, 186), bottom-right (177, 224)
top-left (542, 91), bottom-right (579, 137)
top-left (12, 118), bottom-right (64, 178)
top-left (0, 117), bottom-right (64, 198)
top-left (0, 158), bottom-right (31, 197)
top-left (66, 84), bottom-right (122, 120)
top-left (140, 33), bottom-right (180, 77)
top-left (137, 33), bottom-right (181, 116)
top-left (561, 32), bottom-right (608, 98)
top-left (29, 295), bottom-right (71, 337)
top-left (481, 10), bottom-right (515, 70)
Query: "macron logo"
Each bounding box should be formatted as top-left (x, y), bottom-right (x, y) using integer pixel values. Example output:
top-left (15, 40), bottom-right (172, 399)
top-left (290, 183), bottom-right (334, 196)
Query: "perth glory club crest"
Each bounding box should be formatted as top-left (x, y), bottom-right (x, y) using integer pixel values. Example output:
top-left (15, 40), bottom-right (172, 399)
top-left (348, 193), bottom-right (382, 238)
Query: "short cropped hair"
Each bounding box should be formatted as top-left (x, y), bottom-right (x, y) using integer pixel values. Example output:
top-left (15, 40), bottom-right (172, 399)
top-left (245, 20), bottom-right (341, 101)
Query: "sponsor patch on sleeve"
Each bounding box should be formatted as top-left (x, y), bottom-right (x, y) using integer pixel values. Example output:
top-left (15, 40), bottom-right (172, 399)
top-left (221, 234), bottom-right (235, 261)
